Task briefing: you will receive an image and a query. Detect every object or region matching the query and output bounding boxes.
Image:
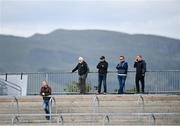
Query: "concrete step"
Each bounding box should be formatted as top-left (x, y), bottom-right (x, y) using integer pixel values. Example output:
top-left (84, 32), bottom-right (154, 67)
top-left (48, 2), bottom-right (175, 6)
top-left (0, 94), bottom-right (180, 125)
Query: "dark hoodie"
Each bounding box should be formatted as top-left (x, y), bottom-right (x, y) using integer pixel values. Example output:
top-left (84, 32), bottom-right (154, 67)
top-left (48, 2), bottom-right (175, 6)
top-left (134, 60), bottom-right (146, 76)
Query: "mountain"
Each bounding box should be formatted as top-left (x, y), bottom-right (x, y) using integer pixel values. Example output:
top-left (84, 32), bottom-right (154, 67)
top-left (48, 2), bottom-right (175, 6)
top-left (0, 29), bottom-right (180, 72)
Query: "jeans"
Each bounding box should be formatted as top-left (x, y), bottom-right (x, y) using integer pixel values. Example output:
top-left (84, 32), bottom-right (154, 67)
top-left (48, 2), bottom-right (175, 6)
top-left (43, 97), bottom-right (51, 120)
top-left (117, 75), bottom-right (127, 94)
top-left (136, 75), bottom-right (145, 93)
top-left (79, 74), bottom-right (87, 94)
top-left (98, 74), bottom-right (107, 93)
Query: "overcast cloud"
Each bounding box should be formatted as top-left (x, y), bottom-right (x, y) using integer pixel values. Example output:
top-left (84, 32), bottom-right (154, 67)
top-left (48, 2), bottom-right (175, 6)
top-left (0, 0), bottom-right (179, 39)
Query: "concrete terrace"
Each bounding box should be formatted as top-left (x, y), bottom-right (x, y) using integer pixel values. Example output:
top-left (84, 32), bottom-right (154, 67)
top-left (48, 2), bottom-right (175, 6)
top-left (0, 94), bottom-right (180, 125)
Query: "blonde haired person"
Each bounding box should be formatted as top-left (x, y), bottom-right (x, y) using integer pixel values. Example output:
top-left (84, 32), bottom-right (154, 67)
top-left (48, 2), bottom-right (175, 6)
top-left (40, 80), bottom-right (52, 120)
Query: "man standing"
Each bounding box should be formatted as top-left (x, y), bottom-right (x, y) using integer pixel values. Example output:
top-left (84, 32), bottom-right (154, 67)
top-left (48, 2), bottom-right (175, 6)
top-left (97, 56), bottom-right (108, 94)
top-left (116, 56), bottom-right (128, 94)
top-left (40, 80), bottom-right (52, 120)
top-left (134, 55), bottom-right (146, 93)
top-left (72, 57), bottom-right (89, 94)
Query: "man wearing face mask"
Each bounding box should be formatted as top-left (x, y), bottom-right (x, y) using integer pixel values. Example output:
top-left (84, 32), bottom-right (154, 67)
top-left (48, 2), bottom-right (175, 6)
top-left (72, 57), bottom-right (89, 94)
top-left (97, 56), bottom-right (108, 94)
top-left (134, 55), bottom-right (146, 93)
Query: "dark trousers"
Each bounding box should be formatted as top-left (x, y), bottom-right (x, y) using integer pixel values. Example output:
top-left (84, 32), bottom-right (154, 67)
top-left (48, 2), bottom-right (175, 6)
top-left (136, 75), bottom-right (145, 93)
top-left (118, 75), bottom-right (127, 94)
top-left (43, 97), bottom-right (51, 120)
top-left (98, 74), bottom-right (107, 93)
top-left (79, 74), bottom-right (87, 94)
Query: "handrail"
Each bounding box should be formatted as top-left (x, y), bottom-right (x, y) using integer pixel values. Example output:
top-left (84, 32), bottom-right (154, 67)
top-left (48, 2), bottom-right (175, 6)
top-left (57, 112), bottom-right (180, 125)
top-left (49, 96), bottom-right (57, 120)
top-left (0, 112), bottom-right (179, 124)
top-left (11, 96), bottom-right (19, 115)
top-left (11, 96), bottom-right (19, 124)
top-left (1, 70), bottom-right (180, 95)
top-left (103, 114), bottom-right (110, 126)
top-left (151, 113), bottom-right (156, 125)
top-left (0, 78), bottom-right (22, 96)
top-left (92, 95), bottom-right (100, 113)
top-left (137, 95), bottom-right (144, 112)
top-left (1, 70), bottom-right (180, 75)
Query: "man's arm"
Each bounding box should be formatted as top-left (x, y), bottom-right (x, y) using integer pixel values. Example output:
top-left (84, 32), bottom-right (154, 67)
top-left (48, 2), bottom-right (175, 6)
top-left (134, 62), bottom-right (137, 68)
top-left (124, 62), bottom-right (128, 71)
top-left (97, 62), bottom-right (101, 69)
top-left (72, 64), bottom-right (78, 73)
top-left (142, 61), bottom-right (146, 74)
top-left (116, 64), bottom-right (120, 70)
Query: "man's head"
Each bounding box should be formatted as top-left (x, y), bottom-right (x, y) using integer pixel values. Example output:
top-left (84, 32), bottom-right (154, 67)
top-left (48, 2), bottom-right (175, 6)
top-left (78, 57), bottom-right (84, 63)
top-left (136, 55), bottom-right (143, 61)
top-left (120, 56), bottom-right (125, 62)
top-left (100, 56), bottom-right (105, 61)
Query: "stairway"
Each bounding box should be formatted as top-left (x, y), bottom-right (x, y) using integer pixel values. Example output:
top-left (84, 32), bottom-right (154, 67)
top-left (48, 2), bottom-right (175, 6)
top-left (0, 94), bottom-right (180, 125)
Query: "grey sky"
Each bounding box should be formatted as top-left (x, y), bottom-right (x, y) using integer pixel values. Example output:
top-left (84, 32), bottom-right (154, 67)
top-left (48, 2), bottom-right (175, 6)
top-left (0, 0), bottom-right (179, 39)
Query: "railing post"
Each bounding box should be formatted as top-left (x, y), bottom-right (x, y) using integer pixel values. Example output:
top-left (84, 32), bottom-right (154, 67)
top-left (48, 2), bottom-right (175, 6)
top-left (58, 114), bottom-right (64, 125)
top-left (151, 114), bottom-right (156, 125)
top-left (91, 95), bottom-right (100, 125)
top-left (137, 95), bottom-right (144, 112)
top-left (103, 114), bottom-right (110, 126)
top-left (11, 96), bottom-right (19, 115)
top-left (11, 97), bottom-right (19, 124)
top-left (49, 97), bottom-right (52, 121)
top-left (5, 73), bottom-right (7, 81)
top-left (49, 97), bottom-right (57, 121)
top-left (92, 95), bottom-right (99, 113)
top-left (20, 73), bottom-right (23, 80)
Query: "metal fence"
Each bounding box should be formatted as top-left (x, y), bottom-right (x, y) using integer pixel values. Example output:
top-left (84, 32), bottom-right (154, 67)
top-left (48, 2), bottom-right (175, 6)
top-left (0, 70), bottom-right (180, 95)
top-left (0, 78), bottom-right (22, 96)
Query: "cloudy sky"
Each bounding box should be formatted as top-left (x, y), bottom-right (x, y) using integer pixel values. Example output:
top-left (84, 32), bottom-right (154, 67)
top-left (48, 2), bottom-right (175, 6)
top-left (0, 0), bottom-right (179, 39)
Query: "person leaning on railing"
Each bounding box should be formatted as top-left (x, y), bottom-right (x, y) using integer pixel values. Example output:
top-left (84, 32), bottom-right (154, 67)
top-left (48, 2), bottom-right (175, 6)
top-left (40, 80), bottom-right (52, 120)
top-left (72, 57), bottom-right (89, 94)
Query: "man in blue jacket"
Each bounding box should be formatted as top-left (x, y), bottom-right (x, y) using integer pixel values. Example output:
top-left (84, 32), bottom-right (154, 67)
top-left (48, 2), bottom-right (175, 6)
top-left (134, 55), bottom-right (146, 93)
top-left (116, 56), bottom-right (128, 94)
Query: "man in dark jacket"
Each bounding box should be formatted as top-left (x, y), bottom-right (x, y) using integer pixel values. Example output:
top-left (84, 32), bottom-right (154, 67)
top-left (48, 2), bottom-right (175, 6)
top-left (72, 57), bottom-right (89, 94)
top-left (97, 56), bottom-right (108, 94)
top-left (40, 80), bottom-right (52, 120)
top-left (134, 55), bottom-right (146, 93)
top-left (116, 56), bottom-right (128, 94)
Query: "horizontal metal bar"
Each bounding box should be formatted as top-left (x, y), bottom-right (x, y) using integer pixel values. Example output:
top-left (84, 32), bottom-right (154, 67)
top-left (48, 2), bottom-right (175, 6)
top-left (1, 70), bottom-right (180, 75)
top-left (0, 112), bottom-right (180, 117)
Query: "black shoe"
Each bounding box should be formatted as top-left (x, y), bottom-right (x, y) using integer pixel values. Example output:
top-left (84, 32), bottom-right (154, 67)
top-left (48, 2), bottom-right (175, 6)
top-left (46, 116), bottom-right (50, 120)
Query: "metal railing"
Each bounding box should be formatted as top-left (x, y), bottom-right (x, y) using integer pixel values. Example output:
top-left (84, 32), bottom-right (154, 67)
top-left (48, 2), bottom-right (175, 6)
top-left (0, 95), bottom-right (180, 125)
top-left (0, 70), bottom-right (180, 95)
top-left (2, 112), bottom-right (178, 125)
top-left (49, 96), bottom-right (57, 120)
top-left (0, 78), bottom-right (22, 96)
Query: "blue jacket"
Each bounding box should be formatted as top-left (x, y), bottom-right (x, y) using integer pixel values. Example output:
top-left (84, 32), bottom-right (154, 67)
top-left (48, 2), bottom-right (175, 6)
top-left (116, 61), bottom-right (128, 75)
